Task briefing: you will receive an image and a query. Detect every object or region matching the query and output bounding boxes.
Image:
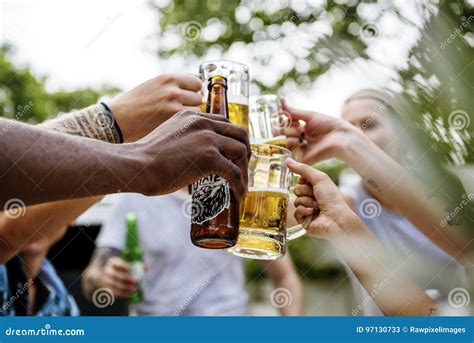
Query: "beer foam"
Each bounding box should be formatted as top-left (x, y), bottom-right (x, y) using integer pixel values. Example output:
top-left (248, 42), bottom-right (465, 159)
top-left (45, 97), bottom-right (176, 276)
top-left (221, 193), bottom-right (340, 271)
top-left (227, 94), bottom-right (249, 106)
top-left (201, 96), bottom-right (248, 106)
top-left (248, 187), bottom-right (289, 196)
top-left (251, 136), bottom-right (287, 145)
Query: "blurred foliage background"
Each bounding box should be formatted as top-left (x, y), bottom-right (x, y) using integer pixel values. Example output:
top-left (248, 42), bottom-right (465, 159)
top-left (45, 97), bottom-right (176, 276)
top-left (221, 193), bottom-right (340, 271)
top-left (154, 0), bottom-right (365, 92)
top-left (0, 44), bottom-right (119, 124)
top-left (154, 0), bottom-right (472, 164)
top-left (1, 0), bottom-right (472, 281)
top-left (398, 0), bottom-right (473, 165)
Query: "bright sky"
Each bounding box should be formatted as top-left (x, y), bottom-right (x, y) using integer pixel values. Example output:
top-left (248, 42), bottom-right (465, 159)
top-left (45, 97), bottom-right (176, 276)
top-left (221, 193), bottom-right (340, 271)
top-left (0, 0), bottom-right (422, 117)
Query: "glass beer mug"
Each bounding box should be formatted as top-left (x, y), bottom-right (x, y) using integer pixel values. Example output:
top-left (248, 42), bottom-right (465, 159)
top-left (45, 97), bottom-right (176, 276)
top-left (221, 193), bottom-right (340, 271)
top-left (227, 144), bottom-right (310, 260)
top-left (200, 60), bottom-right (249, 131)
top-left (249, 94), bottom-right (290, 147)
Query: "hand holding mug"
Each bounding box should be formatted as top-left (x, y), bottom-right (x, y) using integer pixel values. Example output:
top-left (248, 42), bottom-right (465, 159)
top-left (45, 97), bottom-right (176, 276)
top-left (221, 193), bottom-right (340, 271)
top-left (286, 158), bottom-right (368, 242)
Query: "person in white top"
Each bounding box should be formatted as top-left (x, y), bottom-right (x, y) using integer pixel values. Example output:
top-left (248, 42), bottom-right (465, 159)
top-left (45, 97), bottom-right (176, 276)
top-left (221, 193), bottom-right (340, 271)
top-left (283, 90), bottom-right (469, 316)
top-left (82, 190), bottom-right (303, 316)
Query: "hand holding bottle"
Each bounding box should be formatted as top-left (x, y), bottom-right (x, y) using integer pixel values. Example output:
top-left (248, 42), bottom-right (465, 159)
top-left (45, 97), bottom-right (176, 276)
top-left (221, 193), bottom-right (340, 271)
top-left (100, 256), bottom-right (139, 298)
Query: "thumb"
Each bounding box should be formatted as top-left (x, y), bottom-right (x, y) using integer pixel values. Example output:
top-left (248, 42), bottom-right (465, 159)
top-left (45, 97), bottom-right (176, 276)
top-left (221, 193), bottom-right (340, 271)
top-left (287, 159), bottom-right (343, 203)
top-left (286, 158), bottom-right (332, 185)
top-left (280, 98), bottom-right (315, 123)
top-left (286, 158), bottom-right (320, 182)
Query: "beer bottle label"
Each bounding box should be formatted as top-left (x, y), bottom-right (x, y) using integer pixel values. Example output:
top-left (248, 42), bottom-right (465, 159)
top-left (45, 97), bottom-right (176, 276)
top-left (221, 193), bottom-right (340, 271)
top-left (191, 175), bottom-right (231, 224)
top-left (129, 261), bottom-right (145, 283)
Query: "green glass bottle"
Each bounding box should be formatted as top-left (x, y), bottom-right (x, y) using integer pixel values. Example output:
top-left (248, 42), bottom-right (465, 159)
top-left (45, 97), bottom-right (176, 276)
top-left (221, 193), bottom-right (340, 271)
top-left (121, 212), bottom-right (144, 303)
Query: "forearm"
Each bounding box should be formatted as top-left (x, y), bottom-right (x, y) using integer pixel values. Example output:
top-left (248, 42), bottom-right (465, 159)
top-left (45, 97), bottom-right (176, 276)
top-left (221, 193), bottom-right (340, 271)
top-left (340, 131), bottom-right (470, 265)
top-left (22, 251), bottom-right (47, 282)
top-left (263, 256), bottom-right (304, 316)
top-left (0, 118), bottom-right (139, 206)
top-left (0, 105), bottom-right (122, 261)
top-left (38, 104), bottom-right (122, 143)
top-left (333, 216), bottom-right (439, 316)
top-left (0, 197), bottom-right (100, 263)
top-left (348, 255), bottom-right (439, 316)
top-left (274, 272), bottom-right (303, 316)
top-left (82, 264), bottom-right (105, 299)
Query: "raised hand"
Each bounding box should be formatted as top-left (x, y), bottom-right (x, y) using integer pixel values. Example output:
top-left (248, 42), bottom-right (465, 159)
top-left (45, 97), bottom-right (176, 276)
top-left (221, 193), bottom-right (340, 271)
top-left (282, 99), bottom-right (357, 165)
top-left (110, 73), bottom-right (202, 142)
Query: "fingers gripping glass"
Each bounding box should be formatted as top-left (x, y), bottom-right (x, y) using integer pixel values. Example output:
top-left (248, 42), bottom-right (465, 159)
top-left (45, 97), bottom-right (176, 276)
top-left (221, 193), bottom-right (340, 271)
top-left (227, 144), bottom-right (310, 260)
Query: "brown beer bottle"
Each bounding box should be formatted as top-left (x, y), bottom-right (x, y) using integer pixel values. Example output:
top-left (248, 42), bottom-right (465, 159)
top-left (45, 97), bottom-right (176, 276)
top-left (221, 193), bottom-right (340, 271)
top-left (190, 75), bottom-right (239, 249)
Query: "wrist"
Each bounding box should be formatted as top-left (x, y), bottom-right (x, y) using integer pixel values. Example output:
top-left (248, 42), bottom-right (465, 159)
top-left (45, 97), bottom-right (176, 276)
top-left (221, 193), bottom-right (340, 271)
top-left (83, 270), bottom-right (103, 297)
top-left (330, 209), bottom-right (376, 254)
top-left (328, 204), bottom-right (364, 234)
top-left (338, 128), bottom-right (371, 164)
top-left (116, 141), bottom-right (158, 196)
top-left (104, 142), bottom-right (145, 194)
top-left (100, 102), bottom-right (124, 143)
top-left (109, 98), bottom-right (143, 143)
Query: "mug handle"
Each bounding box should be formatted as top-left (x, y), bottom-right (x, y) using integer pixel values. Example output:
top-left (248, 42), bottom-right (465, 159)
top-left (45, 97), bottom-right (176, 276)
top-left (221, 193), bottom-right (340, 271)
top-left (285, 170), bottom-right (311, 240)
top-left (286, 216), bottom-right (311, 240)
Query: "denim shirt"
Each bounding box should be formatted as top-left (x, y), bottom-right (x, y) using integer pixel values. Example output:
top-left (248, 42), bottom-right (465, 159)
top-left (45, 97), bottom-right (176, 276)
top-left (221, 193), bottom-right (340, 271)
top-left (0, 264), bottom-right (14, 316)
top-left (0, 257), bottom-right (79, 316)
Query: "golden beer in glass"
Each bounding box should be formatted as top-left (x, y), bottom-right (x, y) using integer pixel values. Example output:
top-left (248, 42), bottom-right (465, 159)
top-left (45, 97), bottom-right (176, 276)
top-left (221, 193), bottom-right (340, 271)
top-left (228, 144), bottom-right (309, 260)
top-left (238, 188), bottom-right (289, 256)
top-left (200, 60), bottom-right (249, 131)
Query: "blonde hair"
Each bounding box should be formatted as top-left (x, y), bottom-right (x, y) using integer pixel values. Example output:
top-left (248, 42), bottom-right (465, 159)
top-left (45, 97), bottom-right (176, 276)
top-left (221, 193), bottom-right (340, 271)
top-left (344, 89), bottom-right (397, 116)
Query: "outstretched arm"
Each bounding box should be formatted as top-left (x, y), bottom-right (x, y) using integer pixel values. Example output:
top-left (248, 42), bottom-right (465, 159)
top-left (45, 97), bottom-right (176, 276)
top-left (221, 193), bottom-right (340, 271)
top-left (0, 197), bottom-right (100, 263)
top-left (339, 132), bottom-right (470, 266)
top-left (0, 118), bottom-right (138, 206)
top-left (0, 73), bottom-right (204, 262)
top-left (0, 109), bottom-right (250, 207)
top-left (283, 102), bottom-right (471, 266)
top-left (331, 216), bottom-right (439, 316)
top-left (287, 159), bottom-right (440, 316)
top-left (261, 255), bottom-right (304, 316)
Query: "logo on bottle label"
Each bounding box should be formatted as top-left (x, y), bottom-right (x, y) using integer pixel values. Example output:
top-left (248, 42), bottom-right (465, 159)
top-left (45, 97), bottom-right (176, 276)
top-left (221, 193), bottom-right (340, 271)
top-left (191, 175), bottom-right (231, 224)
top-left (129, 261), bottom-right (145, 284)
